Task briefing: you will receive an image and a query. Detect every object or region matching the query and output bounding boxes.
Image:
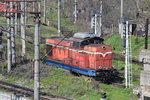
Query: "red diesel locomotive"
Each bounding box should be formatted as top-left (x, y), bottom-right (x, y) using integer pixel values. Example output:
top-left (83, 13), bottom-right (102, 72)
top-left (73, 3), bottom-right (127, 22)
top-left (45, 32), bottom-right (117, 77)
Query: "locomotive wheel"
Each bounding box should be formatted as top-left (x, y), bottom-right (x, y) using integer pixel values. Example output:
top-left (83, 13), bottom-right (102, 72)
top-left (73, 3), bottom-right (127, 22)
top-left (70, 70), bottom-right (81, 76)
top-left (94, 69), bottom-right (119, 84)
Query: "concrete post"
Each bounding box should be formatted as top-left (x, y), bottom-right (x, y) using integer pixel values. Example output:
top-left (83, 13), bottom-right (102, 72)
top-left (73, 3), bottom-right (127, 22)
top-left (44, 0), bottom-right (46, 23)
top-left (58, 0), bottom-right (61, 36)
top-left (99, 0), bottom-right (102, 36)
top-left (10, 2), bottom-right (16, 65)
top-left (95, 14), bottom-right (97, 35)
top-left (34, 15), bottom-right (40, 100)
top-left (125, 21), bottom-right (129, 88)
top-left (15, 2), bottom-right (17, 36)
top-left (121, 0), bottom-right (123, 18)
top-left (119, 0), bottom-right (124, 36)
top-left (7, 12), bottom-right (12, 73)
top-left (74, 0), bottom-right (77, 24)
top-left (15, 2), bottom-right (18, 57)
top-left (145, 18), bottom-right (149, 49)
top-left (112, 24), bottom-right (114, 34)
top-left (21, 2), bottom-right (26, 59)
top-left (34, 1), bottom-right (41, 100)
top-left (33, 2), bottom-right (35, 12)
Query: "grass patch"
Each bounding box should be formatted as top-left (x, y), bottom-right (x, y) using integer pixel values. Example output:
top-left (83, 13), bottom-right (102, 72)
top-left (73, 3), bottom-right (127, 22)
top-left (113, 60), bottom-right (142, 86)
top-left (40, 67), bottom-right (99, 99)
top-left (105, 34), bottom-right (124, 55)
top-left (105, 34), bottom-right (150, 60)
top-left (100, 84), bottom-right (138, 100)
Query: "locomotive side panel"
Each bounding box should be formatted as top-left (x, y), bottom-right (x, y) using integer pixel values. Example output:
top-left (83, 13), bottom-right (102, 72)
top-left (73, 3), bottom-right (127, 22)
top-left (46, 45), bottom-right (53, 59)
top-left (52, 47), bottom-right (57, 59)
top-left (68, 48), bottom-right (89, 68)
top-left (46, 38), bottom-right (72, 61)
top-left (70, 51), bottom-right (80, 67)
top-left (54, 47), bottom-right (69, 61)
top-left (78, 53), bottom-right (89, 68)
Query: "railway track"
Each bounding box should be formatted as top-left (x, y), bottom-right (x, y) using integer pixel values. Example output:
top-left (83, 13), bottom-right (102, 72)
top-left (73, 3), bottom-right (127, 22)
top-left (0, 81), bottom-right (72, 100)
top-left (113, 53), bottom-right (143, 66)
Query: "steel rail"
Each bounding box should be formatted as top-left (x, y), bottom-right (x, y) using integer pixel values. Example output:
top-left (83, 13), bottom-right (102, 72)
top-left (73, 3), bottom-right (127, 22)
top-left (0, 81), bottom-right (72, 100)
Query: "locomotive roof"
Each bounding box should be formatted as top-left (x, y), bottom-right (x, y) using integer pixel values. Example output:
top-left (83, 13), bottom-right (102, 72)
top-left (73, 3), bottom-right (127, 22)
top-left (49, 36), bottom-right (104, 43)
top-left (49, 37), bottom-right (72, 42)
top-left (70, 37), bottom-right (104, 42)
top-left (73, 32), bottom-right (100, 39)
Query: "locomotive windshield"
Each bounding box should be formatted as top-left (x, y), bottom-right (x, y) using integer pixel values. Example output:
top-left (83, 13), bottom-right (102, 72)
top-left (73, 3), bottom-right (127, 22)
top-left (80, 37), bottom-right (104, 48)
top-left (72, 41), bottom-right (80, 48)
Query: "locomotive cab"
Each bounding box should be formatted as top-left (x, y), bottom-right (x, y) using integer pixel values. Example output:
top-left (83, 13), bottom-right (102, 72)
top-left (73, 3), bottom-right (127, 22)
top-left (80, 37), bottom-right (104, 48)
top-left (71, 32), bottom-right (104, 49)
top-left (71, 37), bottom-right (104, 49)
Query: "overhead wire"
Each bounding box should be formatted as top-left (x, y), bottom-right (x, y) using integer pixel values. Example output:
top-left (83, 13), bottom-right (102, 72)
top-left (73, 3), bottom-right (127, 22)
top-left (0, 27), bottom-right (33, 44)
top-left (41, 32), bottom-right (73, 62)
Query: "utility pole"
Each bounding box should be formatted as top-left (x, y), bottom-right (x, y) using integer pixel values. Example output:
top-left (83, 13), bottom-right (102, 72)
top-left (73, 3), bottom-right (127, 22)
top-left (125, 21), bottom-right (129, 88)
top-left (10, 2), bottom-right (16, 65)
top-left (34, 1), bottom-right (41, 100)
top-left (33, 2), bottom-right (35, 12)
top-left (145, 18), bottom-right (149, 49)
top-left (99, 0), bottom-right (102, 36)
top-left (7, 6), bottom-right (12, 73)
top-left (21, 2), bottom-right (26, 59)
top-left (119, 0), bottom-right (124, 38)
top-left (44, 0), bottom-right (46, 23)
top-left (135, 0), bottom-right (139, 44)
top-left (91, 10), bottom-right (96, 34)
top-left (124, 21), bottom-right (132, 88)
top-left (136, 0), bottom-right (139, 12)
top-left (121, 0), bottom-right (123, 18)
top-left (58, 0), bottom-right (61, 36)
top-left (94, 14), bottom-right (97, 35)
top-left (15, 2), bottom-right (18, 58)
top-left (129, 24), bottom-right (133, 88)
top-left (15, 2), bottom-right (18, 36)
top-left (34, 15), bottom-right (40, 100)
top-left (74, 0), bottom-right (77, 24)
top-left (112, 24), bottom-right (114, 34)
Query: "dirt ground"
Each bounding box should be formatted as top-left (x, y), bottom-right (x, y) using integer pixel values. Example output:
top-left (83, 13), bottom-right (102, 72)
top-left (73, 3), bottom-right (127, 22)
top-left (6, 60), bottom-right (52, 79)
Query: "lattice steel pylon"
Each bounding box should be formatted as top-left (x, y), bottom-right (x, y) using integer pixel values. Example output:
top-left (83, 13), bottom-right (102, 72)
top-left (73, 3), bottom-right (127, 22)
top-left (123, 20), bottom-right (133, 88)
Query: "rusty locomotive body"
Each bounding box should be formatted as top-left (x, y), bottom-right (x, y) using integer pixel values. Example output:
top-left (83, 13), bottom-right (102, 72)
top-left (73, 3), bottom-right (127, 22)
top-left (45, 32), bottom-right (116, 77)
